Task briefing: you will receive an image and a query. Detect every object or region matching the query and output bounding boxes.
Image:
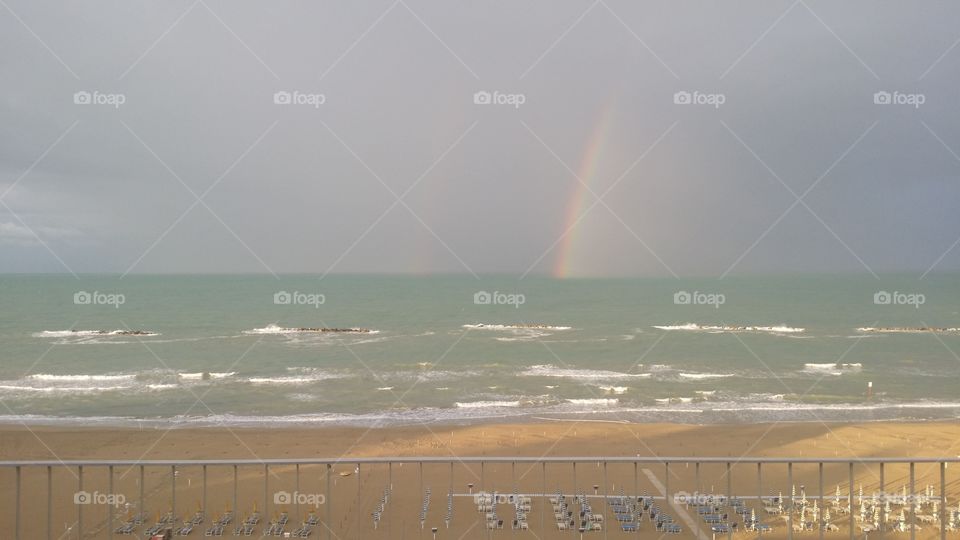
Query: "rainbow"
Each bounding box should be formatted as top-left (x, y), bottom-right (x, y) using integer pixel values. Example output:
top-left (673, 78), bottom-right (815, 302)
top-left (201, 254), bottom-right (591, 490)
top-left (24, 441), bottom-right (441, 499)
top-left (552, 105), bottom-right (615, 278)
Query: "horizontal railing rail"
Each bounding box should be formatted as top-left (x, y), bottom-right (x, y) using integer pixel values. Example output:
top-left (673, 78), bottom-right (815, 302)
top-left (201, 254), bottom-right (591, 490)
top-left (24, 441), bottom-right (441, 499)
top-left (3, 456), bottom-right (960, 466)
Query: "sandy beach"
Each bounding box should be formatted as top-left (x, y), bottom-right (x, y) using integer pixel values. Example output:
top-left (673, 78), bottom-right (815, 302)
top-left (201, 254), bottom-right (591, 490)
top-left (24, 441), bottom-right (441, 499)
top-left (2, 421), bottom-right (959, 539)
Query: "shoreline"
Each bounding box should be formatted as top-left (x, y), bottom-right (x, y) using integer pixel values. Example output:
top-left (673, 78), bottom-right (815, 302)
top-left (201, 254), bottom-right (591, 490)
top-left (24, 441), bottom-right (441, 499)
top-left (0, 403), bottom-right (958, 430)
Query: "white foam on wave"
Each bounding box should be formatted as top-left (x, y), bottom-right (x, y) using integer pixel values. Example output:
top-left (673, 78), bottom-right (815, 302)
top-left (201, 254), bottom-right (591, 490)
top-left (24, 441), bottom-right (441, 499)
top-left (802, 363), bottom-right (862, 375)
top-left (243, 324), bottom-right (378, 335)
top-left (4, 396), bottom-right (960, 428)
top-left (178, 372), bottom-right (236, 380)
top-left (653, 323), bottom-right (805, 334)
top-left (566, 398), bottom-right (618, 406)
top-left (34, 329), bottom-right (160, 338)
top-left (521, 364), bottom-right (651, 380)
top-left (245, 367), bottom-right (349, 385)
top-left (0, 384), bottom-right (129, 394)
top-left (463, 323), bottom-right (572, 331)
top-left (248, 376), bottom-right (342, 385)
top-left (655, 397), bottom-right (696, 404)
top-left (710, 401), bottom-right (960, 412)
top-left (598, 386), bottom-right (628, 395)
top-left (678, 372), bottom-right (735, 380)
top-left (28, 373), bottom-right (135, 382)
top-left (455, 400), bottom-right (521, 408)
top-left (0, 369), bottom-right (243, 397)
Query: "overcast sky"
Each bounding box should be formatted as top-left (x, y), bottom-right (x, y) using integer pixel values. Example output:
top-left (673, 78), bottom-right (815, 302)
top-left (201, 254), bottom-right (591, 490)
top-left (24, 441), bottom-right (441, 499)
top-left (1, 0), bottom-right (958, 277)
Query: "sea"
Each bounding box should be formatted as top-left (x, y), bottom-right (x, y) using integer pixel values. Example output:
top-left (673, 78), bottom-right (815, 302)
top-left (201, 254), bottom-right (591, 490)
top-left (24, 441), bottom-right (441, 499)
top-left (1, 274), bottom-right (958, 427)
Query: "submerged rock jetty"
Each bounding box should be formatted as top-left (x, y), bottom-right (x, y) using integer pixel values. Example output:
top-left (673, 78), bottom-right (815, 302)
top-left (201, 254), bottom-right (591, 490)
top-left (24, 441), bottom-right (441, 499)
top-left (293, 327), bottom-right (375, 333)
top-left (857, 326), bottom-right (960, 334)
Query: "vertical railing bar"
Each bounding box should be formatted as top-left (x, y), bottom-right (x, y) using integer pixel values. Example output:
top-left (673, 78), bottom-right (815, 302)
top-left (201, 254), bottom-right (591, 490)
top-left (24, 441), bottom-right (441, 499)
top-left (695, 461), bottom-right (700, 496)
top-left (419, 460), bottom-right (423, 532)
top-left (541, 461), bottom-right (546, 534)
top-left (819, 462), bottom-right (824, 540)
top-left (389, 462), bottom-right (393, 540)
top-left (171, 464), bottom-right (176, 525)
top-left (480, 461), bottom-right (484, 494)
top-left (603, 460), bottom-right (609, 540)
top-left (15, 465), bottom-right (20, 540)
top-left (449, 461), bottom-right (453, 531)
top-left (356, 463), bottom-right (360, 537)
top-left (757, 462), bottom-right (762, 505)
top-left (108, 464), bottom-right (114, 540)
top-left (634, 461), bottom-right (639, 536)
top-left (848, 462), bottom-right (854, 540)
top-left (202, 464), bottom-right (207, 527)
top-left (326, 464), bottom-right (331, 540)
top-left (940, 461), bottom-right (946, 540)
top-left (573, 461), bottom-right (577, 501)
top-left (78, 465), bottom-right (83, 539)
top-left (910, 462), bottom-right (916, 540)
top-left (727, 462), bottom-right (732, 540)
top-left (139, 465), bottom-right (144, 528)
top-left (263, 464), bottom-right (268, 528)
top-left (47, 465), bottom-right (52, 540)
top-left (295, 463), bottom-right (300, 525)
top-left (233, 465), bottom-right (238, 527)
top-left (880, 462), bottom-right (885, 540)
top-left (664, 462), bottom-right (669, 507)
top-left (788, 462), bottom-right (793, 540)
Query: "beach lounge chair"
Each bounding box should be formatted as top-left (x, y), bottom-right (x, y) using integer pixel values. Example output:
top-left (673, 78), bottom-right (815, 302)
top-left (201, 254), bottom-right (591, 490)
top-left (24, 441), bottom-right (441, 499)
top-left (176, 521), bottom-right (193, 535)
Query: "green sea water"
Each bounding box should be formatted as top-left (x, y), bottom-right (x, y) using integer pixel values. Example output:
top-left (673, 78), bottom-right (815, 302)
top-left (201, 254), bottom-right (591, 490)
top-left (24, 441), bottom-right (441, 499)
top-left (0, 274), bottom-right (958, 426)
